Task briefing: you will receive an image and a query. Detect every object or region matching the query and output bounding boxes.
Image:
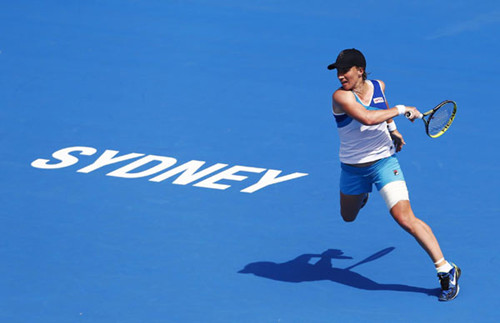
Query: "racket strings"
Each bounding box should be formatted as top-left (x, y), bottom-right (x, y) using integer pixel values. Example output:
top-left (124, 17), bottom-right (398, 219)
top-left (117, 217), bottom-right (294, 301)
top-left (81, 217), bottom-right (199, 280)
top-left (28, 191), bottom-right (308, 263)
top-left (428, 103), bottom-right (455, 136)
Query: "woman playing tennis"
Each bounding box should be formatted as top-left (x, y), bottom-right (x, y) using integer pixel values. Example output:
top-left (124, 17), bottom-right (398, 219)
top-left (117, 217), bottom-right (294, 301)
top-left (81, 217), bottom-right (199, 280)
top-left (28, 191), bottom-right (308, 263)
top-left (328, 48), bottom-right (460, 301)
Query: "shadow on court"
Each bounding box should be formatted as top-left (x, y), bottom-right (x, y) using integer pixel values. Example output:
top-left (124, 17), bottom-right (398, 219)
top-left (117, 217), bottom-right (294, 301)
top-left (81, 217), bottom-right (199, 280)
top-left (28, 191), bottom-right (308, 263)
top-left (239, 248), bottom-right (439, 297)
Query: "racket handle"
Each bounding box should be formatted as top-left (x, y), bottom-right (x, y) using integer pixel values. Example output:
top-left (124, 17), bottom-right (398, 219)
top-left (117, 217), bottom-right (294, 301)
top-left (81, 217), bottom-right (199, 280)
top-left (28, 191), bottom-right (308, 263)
top-left (405, 110), bottom-right (423, 119)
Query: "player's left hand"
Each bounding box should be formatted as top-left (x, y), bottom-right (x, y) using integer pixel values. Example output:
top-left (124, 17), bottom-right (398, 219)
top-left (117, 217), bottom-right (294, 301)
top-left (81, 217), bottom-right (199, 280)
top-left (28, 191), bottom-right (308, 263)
top-left (390, 129), bottom-right (405, 152)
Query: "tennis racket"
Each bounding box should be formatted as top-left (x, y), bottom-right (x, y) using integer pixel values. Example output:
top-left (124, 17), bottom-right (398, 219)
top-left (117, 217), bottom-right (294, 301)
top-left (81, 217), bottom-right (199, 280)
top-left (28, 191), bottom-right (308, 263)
top-left (405, 100), bottom-right (457, 138)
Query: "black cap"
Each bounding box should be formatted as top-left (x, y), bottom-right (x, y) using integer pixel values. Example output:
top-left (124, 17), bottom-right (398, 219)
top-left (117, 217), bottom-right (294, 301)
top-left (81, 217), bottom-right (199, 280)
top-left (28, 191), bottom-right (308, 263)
top-left (327, 48), bottom-right (366, 70)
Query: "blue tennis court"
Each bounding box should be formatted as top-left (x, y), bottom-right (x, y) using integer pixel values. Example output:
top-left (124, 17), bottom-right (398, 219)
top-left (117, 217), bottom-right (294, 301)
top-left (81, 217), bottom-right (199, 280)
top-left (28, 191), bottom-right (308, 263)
top-left (1, 1), bottom-right (499, 322)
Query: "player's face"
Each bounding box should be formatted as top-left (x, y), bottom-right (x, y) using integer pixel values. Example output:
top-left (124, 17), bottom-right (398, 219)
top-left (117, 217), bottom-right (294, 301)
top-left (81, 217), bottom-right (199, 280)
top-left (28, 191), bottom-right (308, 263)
top-left (337, 66), bottom-right (364, 90)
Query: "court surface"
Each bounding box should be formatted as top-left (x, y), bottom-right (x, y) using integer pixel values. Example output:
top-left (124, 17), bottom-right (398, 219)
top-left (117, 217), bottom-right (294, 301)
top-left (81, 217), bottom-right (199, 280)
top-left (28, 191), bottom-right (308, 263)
top-left (1, 1), bottom-right (499, 322)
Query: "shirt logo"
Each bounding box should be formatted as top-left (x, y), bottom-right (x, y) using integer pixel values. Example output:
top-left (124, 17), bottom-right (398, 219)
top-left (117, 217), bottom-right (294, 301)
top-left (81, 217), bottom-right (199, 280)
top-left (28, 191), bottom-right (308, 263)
top-left (393, 170), bottom-right (399, 176)
top-left (373, 97), bottom-right (384, 104)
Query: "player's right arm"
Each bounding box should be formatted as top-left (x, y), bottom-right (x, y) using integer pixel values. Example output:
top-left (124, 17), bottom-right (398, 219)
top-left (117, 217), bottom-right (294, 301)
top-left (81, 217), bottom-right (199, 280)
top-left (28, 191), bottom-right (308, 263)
top-left (332, 89), bottom-right (419, 125)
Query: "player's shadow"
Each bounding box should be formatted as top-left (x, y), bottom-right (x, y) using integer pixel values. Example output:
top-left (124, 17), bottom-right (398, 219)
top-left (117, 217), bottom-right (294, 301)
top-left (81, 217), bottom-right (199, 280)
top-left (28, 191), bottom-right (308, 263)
top-left (239, 248), bottom-right (440, 297)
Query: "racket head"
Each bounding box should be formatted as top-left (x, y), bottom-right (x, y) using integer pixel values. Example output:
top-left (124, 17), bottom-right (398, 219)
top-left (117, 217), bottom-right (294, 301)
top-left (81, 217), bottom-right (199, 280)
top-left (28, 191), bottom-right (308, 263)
top-left (424, 100), bottom-right (457, 138)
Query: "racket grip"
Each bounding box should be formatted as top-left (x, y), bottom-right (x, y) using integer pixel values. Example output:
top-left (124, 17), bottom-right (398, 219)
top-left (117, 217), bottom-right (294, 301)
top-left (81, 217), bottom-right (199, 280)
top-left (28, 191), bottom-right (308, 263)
top-left (405, 110), bottom-right (423, 119)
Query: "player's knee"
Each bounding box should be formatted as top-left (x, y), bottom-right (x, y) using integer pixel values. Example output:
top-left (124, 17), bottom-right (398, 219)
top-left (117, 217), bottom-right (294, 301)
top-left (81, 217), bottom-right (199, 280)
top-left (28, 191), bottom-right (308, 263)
top-left (397, 218), bottom-right (414, 233)
top-left (342, 216), bottom-right (356, 223)
top-left (340, 209), bottom-right (357, 222)
top-left (393, 212), bottom-right (417, 234)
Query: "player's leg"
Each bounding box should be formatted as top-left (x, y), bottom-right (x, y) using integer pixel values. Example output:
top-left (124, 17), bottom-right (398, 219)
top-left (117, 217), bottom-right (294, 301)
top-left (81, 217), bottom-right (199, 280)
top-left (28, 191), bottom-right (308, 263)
top-left (378, 177), bottom-right (445, 264)
top-left (379, 178), bottom-right (460, 300)
top-left (389, 199), bottom-right (461, 301)
top-left (339, 163), bottom-right (371, 222)
top-left (389, 200), bottom-right (444, 263)
top-left (375, 156), bottom-right (460, 301)
top-left (340, 191), bottom-right (368, 222)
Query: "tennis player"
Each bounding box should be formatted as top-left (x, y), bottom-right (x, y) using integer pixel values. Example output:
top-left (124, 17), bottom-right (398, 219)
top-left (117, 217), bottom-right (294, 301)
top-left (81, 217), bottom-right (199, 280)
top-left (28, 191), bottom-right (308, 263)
top-left (328, 48), bottom-right (460, 301)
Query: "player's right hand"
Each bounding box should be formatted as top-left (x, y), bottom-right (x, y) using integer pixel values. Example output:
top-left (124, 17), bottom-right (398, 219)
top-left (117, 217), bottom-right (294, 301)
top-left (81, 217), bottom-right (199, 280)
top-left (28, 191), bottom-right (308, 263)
top-left (405, 106), bottom-right (422, 122)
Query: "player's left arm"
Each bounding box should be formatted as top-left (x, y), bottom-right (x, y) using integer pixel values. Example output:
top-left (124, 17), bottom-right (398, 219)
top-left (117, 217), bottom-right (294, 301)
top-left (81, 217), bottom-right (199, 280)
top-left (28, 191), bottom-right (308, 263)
top-left (379, 80), bottom-right (406, 152)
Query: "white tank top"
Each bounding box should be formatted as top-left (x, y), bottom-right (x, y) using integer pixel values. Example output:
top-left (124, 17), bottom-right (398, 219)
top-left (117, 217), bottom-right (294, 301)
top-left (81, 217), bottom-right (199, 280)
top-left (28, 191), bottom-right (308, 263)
top-left (333, 80), bottom-right (395, 164)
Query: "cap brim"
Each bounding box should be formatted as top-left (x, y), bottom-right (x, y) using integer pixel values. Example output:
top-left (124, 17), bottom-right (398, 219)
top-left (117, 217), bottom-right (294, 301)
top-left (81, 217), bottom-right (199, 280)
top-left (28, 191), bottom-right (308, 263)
top-left (327, 63), bottom-right (336, 70)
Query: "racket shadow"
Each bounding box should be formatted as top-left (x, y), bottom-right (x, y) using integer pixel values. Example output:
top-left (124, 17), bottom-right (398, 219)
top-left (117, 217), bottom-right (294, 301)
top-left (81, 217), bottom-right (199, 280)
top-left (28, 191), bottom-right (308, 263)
top-left (239, 248), bottom-right (440, 297)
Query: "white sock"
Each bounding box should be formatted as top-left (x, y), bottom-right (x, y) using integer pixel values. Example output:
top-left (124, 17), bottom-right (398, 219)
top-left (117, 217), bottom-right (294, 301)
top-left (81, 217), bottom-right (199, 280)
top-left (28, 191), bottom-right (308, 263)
top-left (436, 261), bottom-right (453, 273)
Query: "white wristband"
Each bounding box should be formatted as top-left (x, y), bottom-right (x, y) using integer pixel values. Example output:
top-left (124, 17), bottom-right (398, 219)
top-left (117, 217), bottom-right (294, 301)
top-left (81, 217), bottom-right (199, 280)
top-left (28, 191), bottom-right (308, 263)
top-left (395, 105), bottom-right (406, 116)
top-left (387, 121), bottom-right (397, 132)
